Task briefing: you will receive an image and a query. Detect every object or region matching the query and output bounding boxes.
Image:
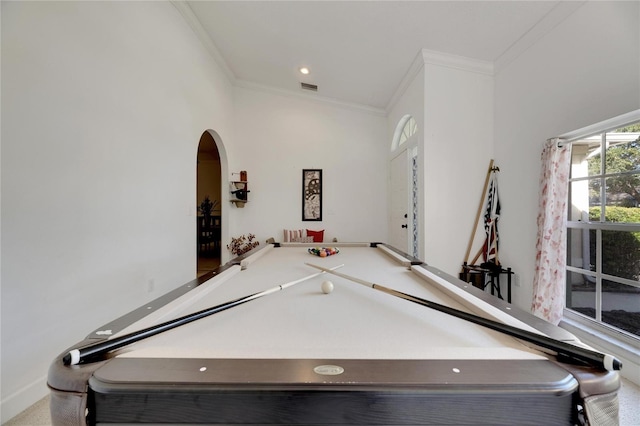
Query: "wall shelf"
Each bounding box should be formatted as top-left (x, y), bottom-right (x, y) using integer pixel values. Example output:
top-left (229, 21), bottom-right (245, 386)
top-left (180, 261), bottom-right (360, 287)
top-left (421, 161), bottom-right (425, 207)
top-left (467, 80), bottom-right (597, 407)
top-left (230, 180), bottom-right (249, 207)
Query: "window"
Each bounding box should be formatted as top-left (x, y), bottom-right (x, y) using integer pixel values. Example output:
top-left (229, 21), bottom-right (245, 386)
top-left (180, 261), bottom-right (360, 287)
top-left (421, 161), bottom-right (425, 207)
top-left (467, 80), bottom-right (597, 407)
top-left (391, 115), bottom-right (417, 152)
top-left (566, 120), bottom-right (640, 340)
top-left (399, 116), bottom-right (417, 146)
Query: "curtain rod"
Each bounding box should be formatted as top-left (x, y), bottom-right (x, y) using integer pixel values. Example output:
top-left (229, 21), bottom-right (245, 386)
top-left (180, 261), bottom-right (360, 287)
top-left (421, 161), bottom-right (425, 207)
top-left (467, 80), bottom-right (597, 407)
top-left (547, 109), bottom-right (640, 149)
top-left (547, 137), bottom-right (568, 148)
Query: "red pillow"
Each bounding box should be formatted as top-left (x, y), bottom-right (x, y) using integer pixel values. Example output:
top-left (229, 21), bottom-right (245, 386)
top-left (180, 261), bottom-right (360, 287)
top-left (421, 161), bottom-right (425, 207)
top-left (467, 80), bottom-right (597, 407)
top-left (306, 229), bottom-right (324, 243)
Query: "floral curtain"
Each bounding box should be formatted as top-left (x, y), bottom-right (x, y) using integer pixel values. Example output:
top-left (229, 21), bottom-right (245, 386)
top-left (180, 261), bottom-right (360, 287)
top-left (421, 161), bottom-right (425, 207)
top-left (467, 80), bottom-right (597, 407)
top-left (531, 139), bottom-right (571, 325)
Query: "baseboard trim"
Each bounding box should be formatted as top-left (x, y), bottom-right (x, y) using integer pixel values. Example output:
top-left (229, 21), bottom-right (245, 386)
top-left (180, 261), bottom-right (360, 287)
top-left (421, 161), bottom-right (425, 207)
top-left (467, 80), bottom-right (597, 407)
top-left (1, 375), bottom-right (49, 423)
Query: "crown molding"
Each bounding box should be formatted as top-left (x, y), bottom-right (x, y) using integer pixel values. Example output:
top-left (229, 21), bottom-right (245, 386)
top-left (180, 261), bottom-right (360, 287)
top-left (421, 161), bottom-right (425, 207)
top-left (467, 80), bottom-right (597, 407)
top-left (173, 1), bottom-right (585, 117)
top-left (494, 1), bottom-right (586, 74)
top-left (171, 1), bottom-right (236, 84)
top-left (235, 79), bottom-right (387, 117)
top-left (386, 48), bottom-right (493, 113)
top-left (385, 49), bottom-right (427, 114)
top-left (387, 2), bottom-right (584, 110)
top-left (421, 49), bottom-right (494, 76)
top-left (173, 1), bottom-right (383, 116)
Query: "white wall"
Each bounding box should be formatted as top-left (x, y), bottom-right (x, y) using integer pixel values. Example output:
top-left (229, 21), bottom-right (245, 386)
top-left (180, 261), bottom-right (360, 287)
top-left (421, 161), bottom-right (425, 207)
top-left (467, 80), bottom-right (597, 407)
top-left (1, 1), bottom-right (234, 420)
top-left (494, 1), bottom-right (640, 312)
top-left (385, 52), bottom-right (494, 277)
top-left (422, 56), bottom-right (494, 276)
top-left (229, 87), bottom-right (389, 246)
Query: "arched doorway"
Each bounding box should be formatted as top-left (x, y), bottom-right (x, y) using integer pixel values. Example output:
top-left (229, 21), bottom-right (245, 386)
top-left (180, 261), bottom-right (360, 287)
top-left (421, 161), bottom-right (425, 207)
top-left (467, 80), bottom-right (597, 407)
top-left (197, 131), bottom-right (223, 276)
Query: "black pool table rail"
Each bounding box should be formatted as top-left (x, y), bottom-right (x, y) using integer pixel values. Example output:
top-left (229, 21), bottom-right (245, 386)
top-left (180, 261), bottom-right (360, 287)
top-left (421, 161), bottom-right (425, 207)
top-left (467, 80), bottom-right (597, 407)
top-left (86, 358), bottom-right (581, 425)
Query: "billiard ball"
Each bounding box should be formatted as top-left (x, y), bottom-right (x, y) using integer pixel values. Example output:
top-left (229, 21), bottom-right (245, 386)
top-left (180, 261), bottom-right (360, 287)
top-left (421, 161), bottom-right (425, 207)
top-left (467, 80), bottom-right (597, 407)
top-left (321, 280), bottom-right (334, 294)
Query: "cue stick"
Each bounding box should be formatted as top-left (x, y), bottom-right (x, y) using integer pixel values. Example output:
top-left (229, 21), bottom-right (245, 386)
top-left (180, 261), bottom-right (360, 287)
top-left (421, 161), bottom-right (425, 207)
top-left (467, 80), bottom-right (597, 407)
top-left (63, 264), bottom-right (344, 366)
top-left (305, 263), bottom-right (622, 372)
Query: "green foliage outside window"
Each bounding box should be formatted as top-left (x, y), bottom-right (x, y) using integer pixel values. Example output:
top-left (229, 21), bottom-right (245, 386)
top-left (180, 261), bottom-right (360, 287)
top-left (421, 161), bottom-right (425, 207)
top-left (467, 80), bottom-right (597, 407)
top-left (588, 126), bottom-right (640, 206)
top-left (590, 206), bottom-right (640, 223)
top-left (589, 206), bottom-right (640, 284)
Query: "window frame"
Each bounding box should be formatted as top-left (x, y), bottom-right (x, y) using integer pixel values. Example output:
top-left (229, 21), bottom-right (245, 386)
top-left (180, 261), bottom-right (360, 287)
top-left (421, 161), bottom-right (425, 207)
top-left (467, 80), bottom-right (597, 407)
top-left (563, 110), bottom-right (640, 348)
top-left (391, 115), bottom-right (417, 152)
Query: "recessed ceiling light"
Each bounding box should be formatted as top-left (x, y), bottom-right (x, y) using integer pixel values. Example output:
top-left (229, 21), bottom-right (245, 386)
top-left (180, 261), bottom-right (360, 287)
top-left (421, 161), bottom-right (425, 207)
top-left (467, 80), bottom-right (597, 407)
top-left (299, 67), bottom-right (310, 75)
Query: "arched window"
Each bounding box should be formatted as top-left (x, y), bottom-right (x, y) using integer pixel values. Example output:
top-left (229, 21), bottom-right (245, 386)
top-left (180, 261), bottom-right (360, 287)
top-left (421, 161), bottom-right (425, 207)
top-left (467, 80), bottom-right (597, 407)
top-left (392, 115), bottom-right (417, 151)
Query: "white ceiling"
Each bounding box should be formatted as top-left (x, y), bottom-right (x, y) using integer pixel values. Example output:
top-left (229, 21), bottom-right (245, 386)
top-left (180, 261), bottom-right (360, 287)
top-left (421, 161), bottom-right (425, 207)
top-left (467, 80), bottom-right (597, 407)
top-left (185, 1), bottom-right (578, 111)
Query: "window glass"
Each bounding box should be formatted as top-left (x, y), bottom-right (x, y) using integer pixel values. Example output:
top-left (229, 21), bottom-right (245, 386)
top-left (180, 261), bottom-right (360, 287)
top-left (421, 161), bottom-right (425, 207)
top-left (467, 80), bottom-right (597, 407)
top-left (566, 119), bottom-right (640, 339)
top-left (602, 281), bottom-right (640, 336)
top-left (566, 227), bottom-right (594, 271)
top-left (399, 116), bottom-right (417, 146)
top-left (569, 180), bottom-right (592, 221)
top-left (600, 230), bottom-right (640, 280)
top-left (566, 271), bottom-right (596, 319)
top-left (570, 138), bottom-right (602, 177)
top-left (391, 115), bottom-right (417, 152)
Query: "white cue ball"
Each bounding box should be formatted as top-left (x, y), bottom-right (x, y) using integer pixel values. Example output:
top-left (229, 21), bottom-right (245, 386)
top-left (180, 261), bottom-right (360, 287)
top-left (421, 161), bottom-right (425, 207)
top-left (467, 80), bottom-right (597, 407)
top-left (321, 280), bottom-right (334, 294)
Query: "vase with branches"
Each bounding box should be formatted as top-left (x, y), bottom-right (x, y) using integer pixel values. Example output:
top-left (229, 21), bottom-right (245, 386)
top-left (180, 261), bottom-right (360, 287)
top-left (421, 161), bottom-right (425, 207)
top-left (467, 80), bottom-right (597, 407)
top-left (227, 234), bottom-right (259, 256)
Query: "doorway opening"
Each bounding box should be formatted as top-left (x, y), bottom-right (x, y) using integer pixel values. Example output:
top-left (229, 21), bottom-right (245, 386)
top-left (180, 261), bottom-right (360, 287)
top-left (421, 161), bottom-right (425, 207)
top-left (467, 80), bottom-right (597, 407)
top-left (390, 115), bottom-right (419, 257)
top-left (197, 131), bottom-right (222, 276)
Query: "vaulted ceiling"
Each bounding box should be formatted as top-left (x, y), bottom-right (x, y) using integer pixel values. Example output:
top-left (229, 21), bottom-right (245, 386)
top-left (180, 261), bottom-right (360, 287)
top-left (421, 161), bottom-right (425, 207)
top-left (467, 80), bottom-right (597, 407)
top-left (185, 1), bottom-right (581, 111)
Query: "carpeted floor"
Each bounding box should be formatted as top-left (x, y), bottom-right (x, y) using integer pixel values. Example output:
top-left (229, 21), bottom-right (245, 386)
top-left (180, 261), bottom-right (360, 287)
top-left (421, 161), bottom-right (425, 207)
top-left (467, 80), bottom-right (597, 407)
top-left (5, 377), bottom-right (640, 425)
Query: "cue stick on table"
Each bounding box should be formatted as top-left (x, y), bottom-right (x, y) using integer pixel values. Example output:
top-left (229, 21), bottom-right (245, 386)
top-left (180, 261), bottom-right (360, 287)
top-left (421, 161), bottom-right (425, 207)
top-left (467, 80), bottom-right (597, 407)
top-left (63, 264), bottom-right (344, 366)
top-left (305, 263), bottom-right (622, 372)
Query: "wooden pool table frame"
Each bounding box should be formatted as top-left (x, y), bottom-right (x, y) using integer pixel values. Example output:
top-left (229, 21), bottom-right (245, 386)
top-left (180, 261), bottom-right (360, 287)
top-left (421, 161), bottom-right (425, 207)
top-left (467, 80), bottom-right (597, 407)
top-left (48, 242), bottom-right (619, 425)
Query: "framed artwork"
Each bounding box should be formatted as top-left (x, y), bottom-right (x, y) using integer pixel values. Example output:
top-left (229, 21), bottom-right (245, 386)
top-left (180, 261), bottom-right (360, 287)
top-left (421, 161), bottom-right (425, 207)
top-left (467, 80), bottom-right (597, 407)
top-left (302, 169), bottom-right (322, 221)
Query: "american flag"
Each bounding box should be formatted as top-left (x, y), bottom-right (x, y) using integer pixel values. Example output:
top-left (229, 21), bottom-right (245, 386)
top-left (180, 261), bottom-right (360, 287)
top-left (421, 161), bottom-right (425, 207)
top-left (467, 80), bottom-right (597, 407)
top-left (482, 172), bottom-right (500, 265)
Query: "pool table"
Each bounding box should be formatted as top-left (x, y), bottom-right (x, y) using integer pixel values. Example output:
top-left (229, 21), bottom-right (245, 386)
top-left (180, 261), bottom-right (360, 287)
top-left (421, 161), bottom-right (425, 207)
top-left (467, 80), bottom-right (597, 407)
top-left (48, 242), bottom-right (619, 425)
